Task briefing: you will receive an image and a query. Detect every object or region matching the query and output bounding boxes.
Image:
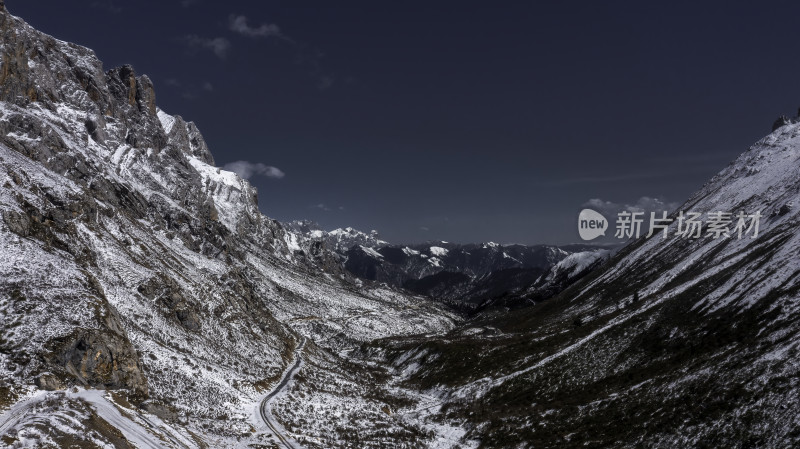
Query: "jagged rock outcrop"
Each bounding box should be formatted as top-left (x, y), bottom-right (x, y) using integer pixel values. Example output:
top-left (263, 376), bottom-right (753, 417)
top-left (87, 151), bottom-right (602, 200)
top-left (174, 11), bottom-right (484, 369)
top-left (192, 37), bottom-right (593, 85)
top-left (771, 108), bottom-right (800, 131)
top-left (158, 111), bottom-right (215, 165)
top-left (0, 3), bottom-right (295, 398)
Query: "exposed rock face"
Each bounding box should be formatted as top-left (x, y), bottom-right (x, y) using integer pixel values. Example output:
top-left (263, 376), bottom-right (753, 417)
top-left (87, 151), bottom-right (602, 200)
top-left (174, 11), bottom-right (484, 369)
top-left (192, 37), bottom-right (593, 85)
top-left (105, 66), bottom-right (166, 150)
top-left (160, 112), bottom-right (215, 165)
top-left (52, 328), bottom-right (148, 397)
top-left (0, 5), bottom-right (292, 397)
top-left (137, 274), bottom-right (202, 332)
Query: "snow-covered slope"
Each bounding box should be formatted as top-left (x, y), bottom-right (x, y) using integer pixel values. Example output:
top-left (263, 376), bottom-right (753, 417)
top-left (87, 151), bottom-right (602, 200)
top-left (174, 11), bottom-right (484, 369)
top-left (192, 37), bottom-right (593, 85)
top-left (0, 5), bottom-right (460, 447)
top-left (374, 117), bottom-right (800, 447)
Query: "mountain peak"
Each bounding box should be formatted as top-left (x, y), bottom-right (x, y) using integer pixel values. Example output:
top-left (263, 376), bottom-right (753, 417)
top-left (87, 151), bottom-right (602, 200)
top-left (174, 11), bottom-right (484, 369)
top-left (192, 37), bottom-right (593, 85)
top-left (0, 9), bottom-right (460, 446)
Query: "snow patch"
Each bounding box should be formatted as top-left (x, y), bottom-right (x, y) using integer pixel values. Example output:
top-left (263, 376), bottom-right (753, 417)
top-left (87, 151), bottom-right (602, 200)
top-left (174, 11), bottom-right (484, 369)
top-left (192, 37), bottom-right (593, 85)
top-left (430, 246), bottom-right (449, 257)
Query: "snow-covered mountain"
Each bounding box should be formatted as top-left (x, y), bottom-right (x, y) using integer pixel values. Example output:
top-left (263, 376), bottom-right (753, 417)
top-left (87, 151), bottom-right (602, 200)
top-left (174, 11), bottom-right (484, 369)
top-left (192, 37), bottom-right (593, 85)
top-left (375, 113), bottom-right (800, 446)
top-left (284, 220), bottom-right (388, 253)
top-left (0, 5), bottom-right (462, 447)
top-left (2, 2), bottom-right (799, 448)
top-left (286, 219), bottom-right (611, 310)
top-left (342, 240), bottom-right (568, 283)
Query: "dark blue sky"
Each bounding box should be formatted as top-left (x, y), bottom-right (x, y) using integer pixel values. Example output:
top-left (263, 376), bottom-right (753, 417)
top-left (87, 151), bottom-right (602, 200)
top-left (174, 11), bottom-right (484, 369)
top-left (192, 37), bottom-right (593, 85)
top-left (10, 0), bottom-right (800, 244)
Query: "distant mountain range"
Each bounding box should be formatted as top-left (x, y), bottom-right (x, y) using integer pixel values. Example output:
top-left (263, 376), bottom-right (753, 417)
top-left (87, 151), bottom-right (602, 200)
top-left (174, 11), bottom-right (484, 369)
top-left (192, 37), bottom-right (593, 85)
top-left (284, 220), bottom-right (615, 311)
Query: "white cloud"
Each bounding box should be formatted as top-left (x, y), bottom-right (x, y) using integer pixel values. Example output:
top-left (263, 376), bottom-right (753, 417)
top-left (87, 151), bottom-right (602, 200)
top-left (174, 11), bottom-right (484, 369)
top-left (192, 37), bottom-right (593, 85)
top-left (222, 161), bottom-right (285, 180)
top-left (202, 82), bottom-right (214, 92)
top-left (229, 15), bottom-right (284, 38)
top-left (584, 196), bottom-right (680, 219)
top-left (182, 35), bottom-right (231, 59)
top-left (312, 203), bottom-right (331, 212)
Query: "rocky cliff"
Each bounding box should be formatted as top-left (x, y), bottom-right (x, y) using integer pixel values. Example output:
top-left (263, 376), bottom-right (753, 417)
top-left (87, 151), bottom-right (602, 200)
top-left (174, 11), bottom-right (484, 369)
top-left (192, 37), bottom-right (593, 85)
top-left (0, 5), bottom-right (458, 447)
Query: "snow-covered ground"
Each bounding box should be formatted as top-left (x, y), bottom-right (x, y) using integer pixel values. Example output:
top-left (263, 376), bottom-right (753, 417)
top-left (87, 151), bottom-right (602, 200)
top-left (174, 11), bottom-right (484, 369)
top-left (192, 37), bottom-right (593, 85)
top-left (0, 8), bottom-right (462, 447)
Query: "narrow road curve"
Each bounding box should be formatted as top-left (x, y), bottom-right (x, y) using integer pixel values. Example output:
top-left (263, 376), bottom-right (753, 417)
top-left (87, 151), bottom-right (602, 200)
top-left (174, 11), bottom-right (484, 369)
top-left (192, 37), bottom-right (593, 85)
top-left (259, 336), bottom-right (306, 449)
